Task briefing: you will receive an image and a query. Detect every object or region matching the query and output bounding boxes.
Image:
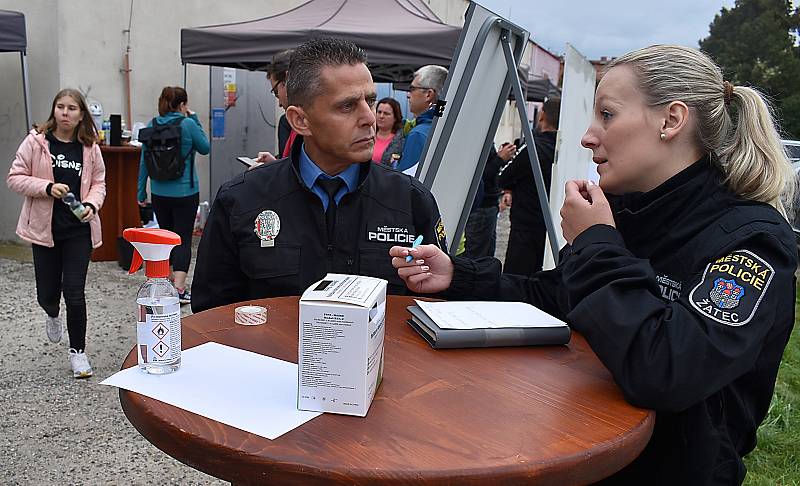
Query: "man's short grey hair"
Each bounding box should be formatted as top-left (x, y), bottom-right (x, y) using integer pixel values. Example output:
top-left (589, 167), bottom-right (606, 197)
top-left (287, 38), bottom-right (368, 107)
top-left (414, 65), bottom-right (448, 98)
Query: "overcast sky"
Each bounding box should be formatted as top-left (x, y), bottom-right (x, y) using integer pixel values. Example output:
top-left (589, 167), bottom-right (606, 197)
top-left (474, 0), bottom-right (737, 59)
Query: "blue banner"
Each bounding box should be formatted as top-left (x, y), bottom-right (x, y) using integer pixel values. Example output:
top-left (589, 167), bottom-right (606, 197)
top-left (211, 108), bottom-right (225, 139)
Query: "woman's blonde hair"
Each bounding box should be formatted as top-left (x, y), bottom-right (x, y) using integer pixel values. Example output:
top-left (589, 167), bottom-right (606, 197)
top-left (606, 45), bottom-right (795, 217)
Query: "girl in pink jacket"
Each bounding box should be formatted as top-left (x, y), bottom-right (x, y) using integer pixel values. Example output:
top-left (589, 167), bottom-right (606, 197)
top-left (7, 88), bottom-right (106, 378)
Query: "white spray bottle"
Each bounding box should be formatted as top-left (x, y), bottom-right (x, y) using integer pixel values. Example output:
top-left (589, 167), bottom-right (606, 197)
top-left (123, 228), bottom-right (182, 374)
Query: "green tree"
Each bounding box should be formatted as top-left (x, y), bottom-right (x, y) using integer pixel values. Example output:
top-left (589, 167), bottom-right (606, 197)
top-left (700, 0), bottom-right (800, 138)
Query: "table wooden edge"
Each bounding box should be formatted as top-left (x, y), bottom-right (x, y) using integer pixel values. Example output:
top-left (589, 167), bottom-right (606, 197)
top-left (120, 388), bottom-right (653, 485)
top-left (99, 144), bottom-right (141, 153)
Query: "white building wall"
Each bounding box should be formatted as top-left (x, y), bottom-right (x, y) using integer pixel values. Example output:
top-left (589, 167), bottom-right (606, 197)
top-left (530, 45), bottom-right (561, 83)
top-left (0, 0), bottom-right (298, 243)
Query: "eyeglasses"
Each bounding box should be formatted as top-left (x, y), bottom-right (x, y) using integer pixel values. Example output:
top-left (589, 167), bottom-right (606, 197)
top-left (271, 80), bottom-right (284, 98)
top-left (408, 85), bottom-right (434, 93)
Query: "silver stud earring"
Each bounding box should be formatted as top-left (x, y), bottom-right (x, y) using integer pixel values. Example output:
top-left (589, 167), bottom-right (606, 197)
top-left (660, 132), bottom-right (667, 141)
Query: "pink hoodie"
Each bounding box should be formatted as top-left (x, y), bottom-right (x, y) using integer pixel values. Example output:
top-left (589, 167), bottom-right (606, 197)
top-left (7, 129), bottom-right (106, 248)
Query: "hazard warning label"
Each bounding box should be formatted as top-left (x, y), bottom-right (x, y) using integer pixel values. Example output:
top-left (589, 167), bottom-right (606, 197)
top-left (152, 323), bottom-right (169, 340)
top-left (153, 340), bottom-right (170, 358)
top-left (136, 302), bottom-right (181, 364)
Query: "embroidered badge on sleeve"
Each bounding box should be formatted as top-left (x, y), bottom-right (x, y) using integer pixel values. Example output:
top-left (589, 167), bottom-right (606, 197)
top-left (688, 249), bottom-right (774, 326)
top-left (434, 217), bottom-right (447, 250)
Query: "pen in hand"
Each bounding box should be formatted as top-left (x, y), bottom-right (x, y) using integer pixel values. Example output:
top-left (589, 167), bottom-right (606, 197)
top-left (406, 235), bottom-right (424, 262)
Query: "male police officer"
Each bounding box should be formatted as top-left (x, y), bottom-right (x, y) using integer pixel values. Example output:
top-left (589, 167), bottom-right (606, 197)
top-left (192, 38), bottom-right (447, 312)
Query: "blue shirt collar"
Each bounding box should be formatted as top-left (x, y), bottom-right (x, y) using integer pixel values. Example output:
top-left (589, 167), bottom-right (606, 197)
top-left (299, 143), bottom-right (360, 209)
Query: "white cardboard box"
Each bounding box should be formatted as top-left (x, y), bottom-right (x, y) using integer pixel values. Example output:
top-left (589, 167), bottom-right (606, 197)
top-left (298, 273), bottom-right (387, 417)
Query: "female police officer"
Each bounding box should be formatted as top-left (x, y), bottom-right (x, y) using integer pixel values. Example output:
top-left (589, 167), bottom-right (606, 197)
top-left (389, 45), bottom-right (797, 484)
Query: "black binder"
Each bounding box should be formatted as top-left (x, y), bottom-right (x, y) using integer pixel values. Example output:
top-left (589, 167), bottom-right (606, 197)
top-left (406, 305), bottom-right (571, 349)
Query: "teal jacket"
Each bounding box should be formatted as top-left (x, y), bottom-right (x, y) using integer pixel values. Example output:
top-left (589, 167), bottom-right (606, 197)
top-left (138, 111), bottom-right (210, 200)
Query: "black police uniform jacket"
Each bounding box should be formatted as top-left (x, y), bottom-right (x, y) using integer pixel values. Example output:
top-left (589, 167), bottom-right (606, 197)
top-left (445, 157), bottom-right (797, 485)
top-left (192, 138), bottom-right (447, 313)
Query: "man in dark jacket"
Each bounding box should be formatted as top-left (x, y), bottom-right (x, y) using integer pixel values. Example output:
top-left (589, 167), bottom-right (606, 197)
top-left (256, 48), bottom-right (296, 164)
top-left (464, 143), bottom-right (516, 258)
top-left (499, 97), bottom-right (560, 275)
top-left (192, 38), bottom-right (446, 312)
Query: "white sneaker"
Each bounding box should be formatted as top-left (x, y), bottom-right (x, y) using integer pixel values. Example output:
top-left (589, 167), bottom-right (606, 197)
top-left (68, 348), bottom-right (93, 378)
top-left (46, 315), bottom-right (63, 343)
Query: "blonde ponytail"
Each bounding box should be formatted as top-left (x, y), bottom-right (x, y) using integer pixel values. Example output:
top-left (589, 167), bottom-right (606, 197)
top-left (606, 45), bottom-right (795, 218)
top-left (717, 85), bottom-right (795, 217)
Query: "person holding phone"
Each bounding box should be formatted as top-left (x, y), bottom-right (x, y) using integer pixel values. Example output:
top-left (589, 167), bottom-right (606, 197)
top-left (463, 141), bottom-right (515, 258)
top-left (499, 97), bottom-right (560, 275)
top-left (250, 49), bottom-right (297, 168)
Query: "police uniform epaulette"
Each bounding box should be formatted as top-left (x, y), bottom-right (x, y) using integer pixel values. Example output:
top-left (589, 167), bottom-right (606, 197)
top-left (408, 176), bottom-right (429, 192)
top-left (372, 163), bottom-right (426, 191)
top-left (712, 206), bottom-right (790, 255)
top-left (718, 202), bottom-right (787, 233)
top-left (230, 157), bottom-right (292, 188)
top-left (227, 172), bottom-right (247, 187)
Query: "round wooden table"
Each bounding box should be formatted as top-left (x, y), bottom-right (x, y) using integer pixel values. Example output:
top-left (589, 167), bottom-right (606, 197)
top-left (119, 295), bottom-right (654, 485)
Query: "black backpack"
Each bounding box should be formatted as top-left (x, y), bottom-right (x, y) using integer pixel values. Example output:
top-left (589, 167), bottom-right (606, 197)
top-left (138, 117), bottom-right (189, 182)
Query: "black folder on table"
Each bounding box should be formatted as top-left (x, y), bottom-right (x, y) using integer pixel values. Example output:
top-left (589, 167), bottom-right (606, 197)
top-left (406, 305), bottom-right (571, 349)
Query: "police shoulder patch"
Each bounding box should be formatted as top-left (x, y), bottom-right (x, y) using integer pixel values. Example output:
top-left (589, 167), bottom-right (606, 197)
top-left (688, 249), bottom-right (774, 326)
top-left (434, 217), bottom-right (447, 250)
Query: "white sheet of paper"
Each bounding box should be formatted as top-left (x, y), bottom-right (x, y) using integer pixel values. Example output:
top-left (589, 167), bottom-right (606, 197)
top-left (100, 342), bottom-right (321, 440)
top-left (415, 300), bottom-right (568, 330)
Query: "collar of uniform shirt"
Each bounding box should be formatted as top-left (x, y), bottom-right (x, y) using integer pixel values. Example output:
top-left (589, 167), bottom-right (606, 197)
top-left (298, 142), bottom-right (360, 212)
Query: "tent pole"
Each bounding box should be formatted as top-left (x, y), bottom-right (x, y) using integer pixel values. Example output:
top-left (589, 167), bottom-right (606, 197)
top-left (21, 52), bottom-right (32, 130)
top-left (500, 31), bottom-right (559, 265)
top-left (207, 65), bottom-right (213, 204)
top-left (183, 63), bottom-right (188, 88)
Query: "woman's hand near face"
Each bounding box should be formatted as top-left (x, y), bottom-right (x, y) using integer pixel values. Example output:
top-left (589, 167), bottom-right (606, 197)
top-left (560, 180), bottom-right (615, 244)
top-left (389, 244), bottom-right (454, 294)
top-left (50, 183), bottom-right (70, 198)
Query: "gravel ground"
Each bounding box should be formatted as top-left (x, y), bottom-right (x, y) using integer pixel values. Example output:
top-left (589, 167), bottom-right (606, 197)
top-left (0, 244), bottom-right (225, 485)
top-left (0, 212), bottom-right (512, 484)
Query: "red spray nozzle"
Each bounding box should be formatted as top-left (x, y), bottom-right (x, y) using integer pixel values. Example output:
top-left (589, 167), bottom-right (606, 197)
top-left (123, 228), bottom-right (181, 277)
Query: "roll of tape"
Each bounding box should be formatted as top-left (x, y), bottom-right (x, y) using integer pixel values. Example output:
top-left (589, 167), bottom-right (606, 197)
top-left (234, 305), bottom-right (268, 326)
